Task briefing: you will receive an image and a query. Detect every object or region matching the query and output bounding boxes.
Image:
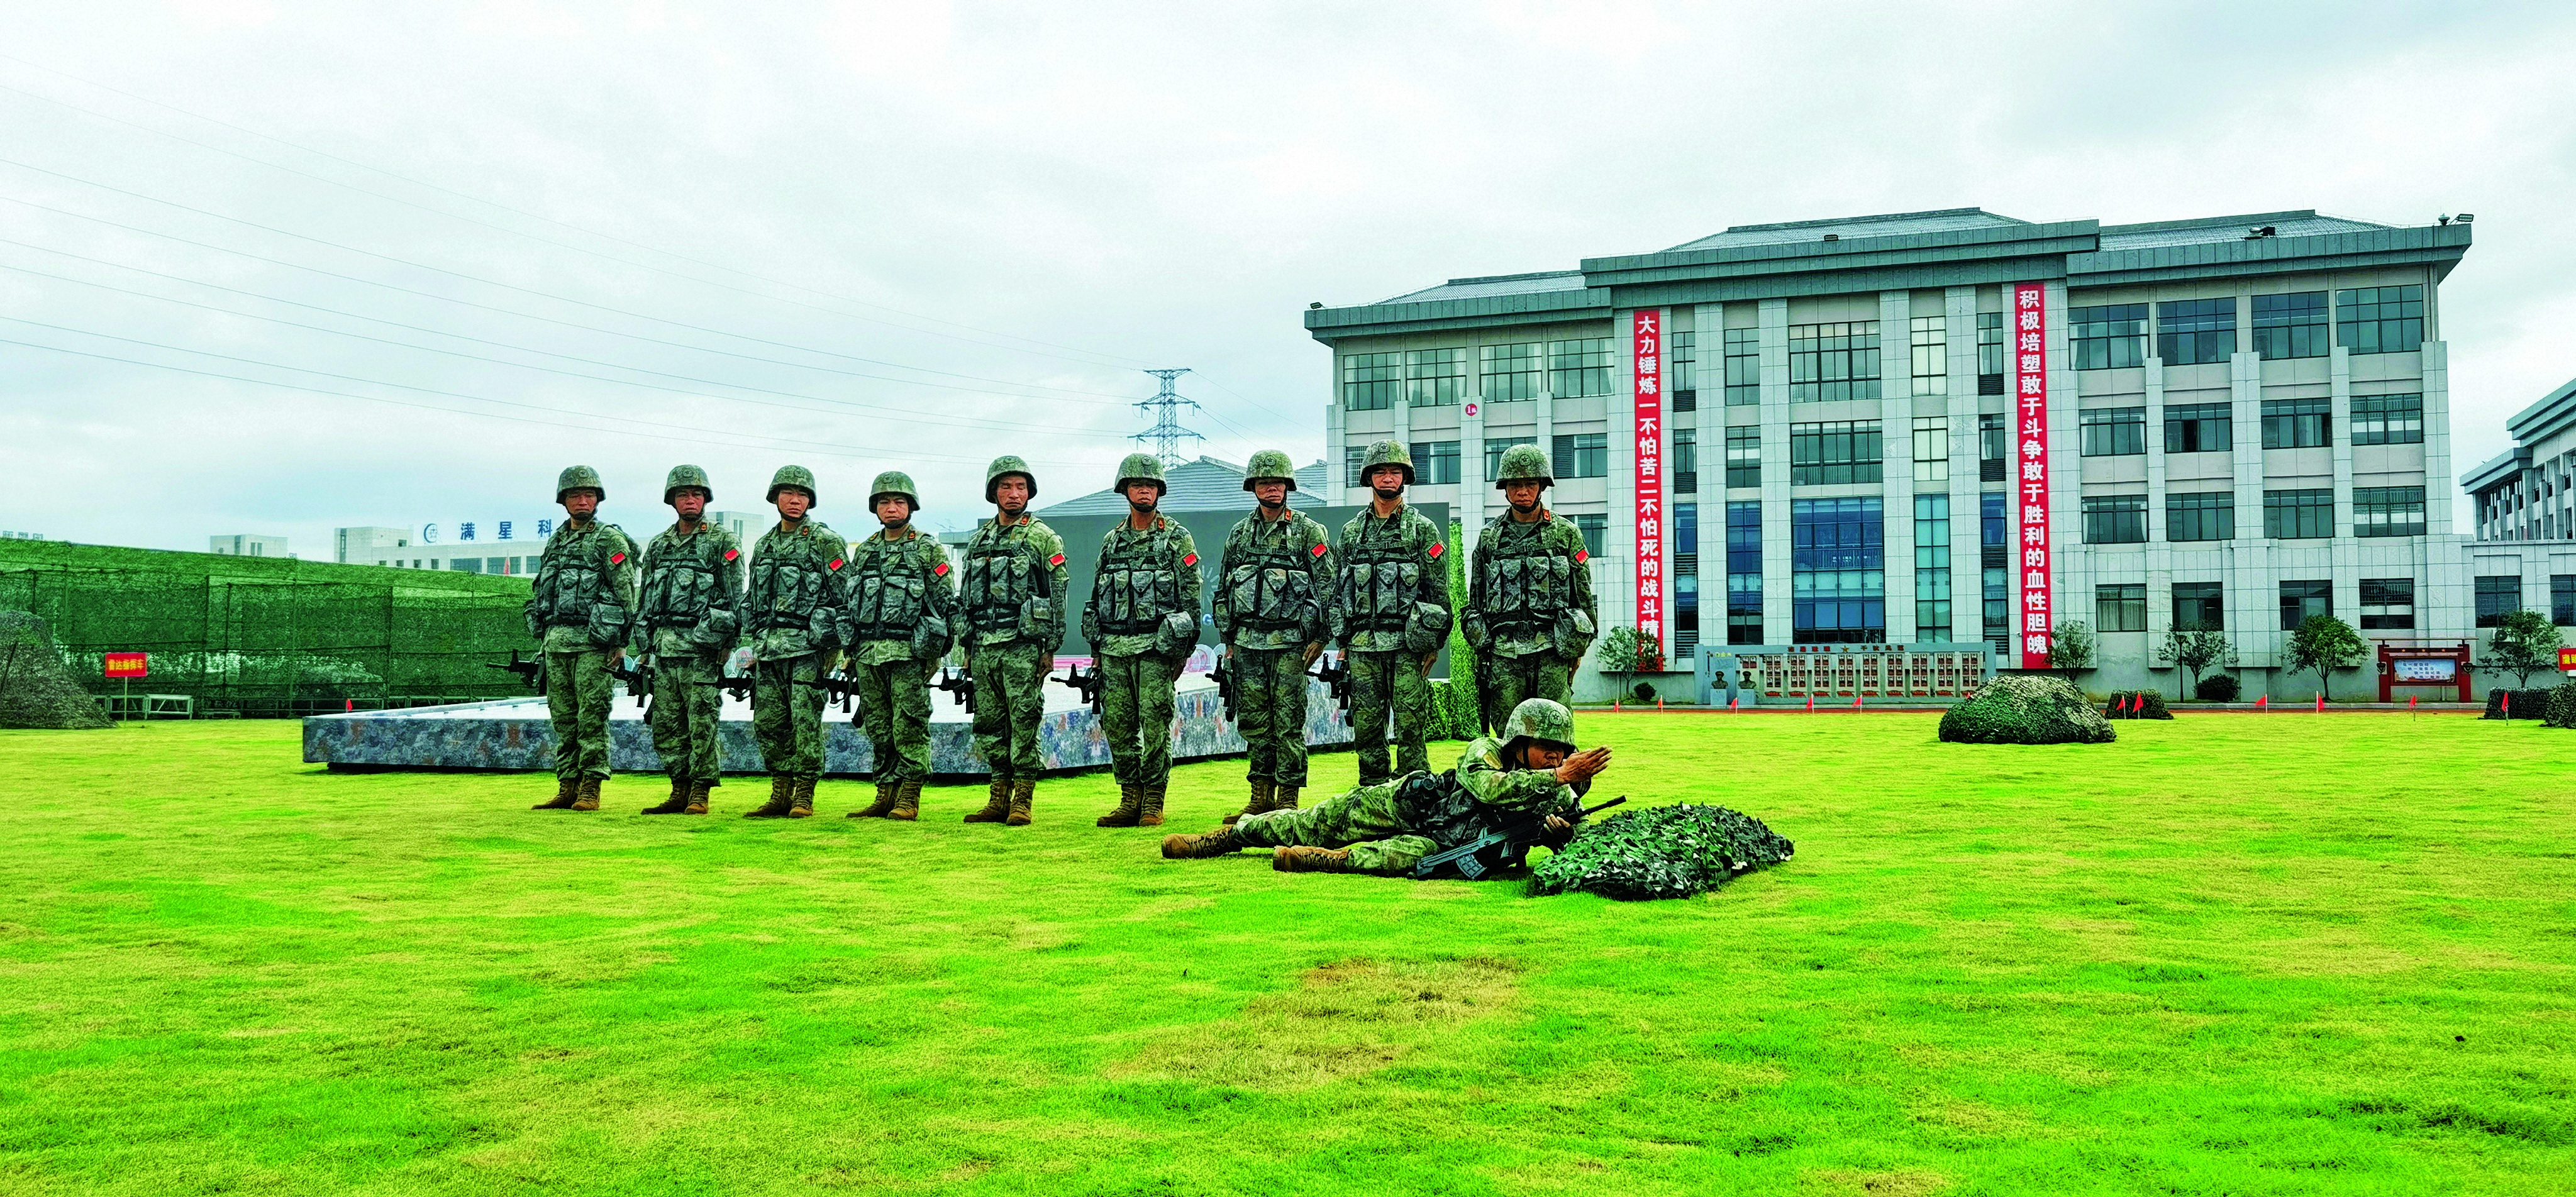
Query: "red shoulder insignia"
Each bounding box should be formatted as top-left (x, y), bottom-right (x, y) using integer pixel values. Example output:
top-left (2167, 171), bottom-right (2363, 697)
top-left (1428, 541), bottom-right (1444, 559)
top-left (1048, 552), bottom-right (1066, 567)
top-left (1310, 542), bottom-right (1328, 557)
top-left (723, 548), bottom-right (739, 561)
top-left (609, 551), bottom-right (626, 565)
top-left (828, 558), bottom-right (844, 571)
top-left (1182, 552), bottom-right (1199, 567)
top-left (933, 561), bottom-right (950, 577)
top-left (1575, 549), bottom-right (1588, 563)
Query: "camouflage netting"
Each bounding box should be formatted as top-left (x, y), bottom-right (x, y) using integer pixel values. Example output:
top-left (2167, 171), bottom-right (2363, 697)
top-left (1529, 803), bottom-right (1795, 901)
top-left (1939, 674), bottom-right (2116, 745)
top-left (0, 612), bottom-right (113, 729)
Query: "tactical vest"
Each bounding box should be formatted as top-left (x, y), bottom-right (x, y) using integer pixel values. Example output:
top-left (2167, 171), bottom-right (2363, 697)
top-left (1477, 517), bottom-right (1580, 636)
top-left (1226, 518), bottom-right (1323, 634)
top-left (962, 522), bottom-right (1048, 637)
top-left (1336, 516), bottom-right (1426, 636)
top-left (745, 528), bottom-right (836, 632)
top-left (845, 532), bottom-right (936, 643)
top-left (1094, 520), bottom-right (1191, 636)
top-left (531, 525), bottom-right (626, 629)
top-left (638, 532), bottom-right (726, 630)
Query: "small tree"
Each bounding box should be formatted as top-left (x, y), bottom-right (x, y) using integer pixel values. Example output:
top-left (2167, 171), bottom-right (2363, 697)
top-left (2284, 614), bottom-right (2368, 700)
top-left (2047, 621), bottom-right (2096, 675)
top-left (1597, 625), bottom-right (1665, 678)
top-left (2481, 610), bottom-right (2566, 688)
top-left (2156, 627), bottom-right (2237, 700)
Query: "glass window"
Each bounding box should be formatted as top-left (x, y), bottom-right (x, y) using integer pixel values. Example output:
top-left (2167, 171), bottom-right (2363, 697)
top-left (1789, 420), bottom-right (1883, 486)
top-left (2157, 297), bottom-right (2236, 365)
top-left (1344, 446), bottom-right (1367, 488)
top-left (2360, 578), bottom-right (2415, 630)
top-left (1408, 440), bottom-right (1461, 486)
top-left (1552, 433), bottom-right (1607, 480)
top-left (1482, 436), bottom-right (1535, 481)
top-left (1341, 351), bottom-right (1399, 411)
top-left (1982, 494), bottom-right (2009, 659)
top-left (2351, 394), bottom-right (2424, 446)
top-left (1405, 348), bottom-right (1464, 407)
top-left (2069, 303), bottom-right (2147, 370)
top-left (2475, 575), bottom-right (2520, 627)
top-left (1480, 343), bottom-right (1542, 402)
top-left (2097, 583), bottom-right (2147, 632)
top-left (1976, 311), bottom-right (2006, 378)
top-left (2083, 495), bottom-right (2148, 544)
top-left (1910, 315), bottom-right (1947, 396)
top-left (1791, 497), bottom-right (1885, 643)
top-left (2174, 581), bottom-right (2224, 631)
top-left (2336, 285), bottom-right (2423, 355)
top-left (2080, 407), bottom-right (2148, 456)
top-left (2353, 486), bottom-right (2426, 538)
top-left (1789, 321), bottom-right (1881, 402)
top-left (2253, 292), bottom-right (2329, 359)
top-left (2263, 488), bottom-right (2334, 540)
top-left (1670, 332), bottom-right (1697, 408)
top-left (2261, 397), bottom-right (2332, 449)
top-left (2164, 402), bottom-right (2233, 454)
top-left (1572, 514), bottom-right (1606, 558)
top-left (2553, 575), bottom-right (2574, 626)
top-left (2279, 579), bottom-right (2333, 630)
top-left (1913, 416), bottom-right (1948, 484)
top-left (1914, 493), bottom-right (1951, 640)
top-left (1674, 428), bottom-right (1697, 494)
top-left (2167, 492), bottom-right (2235, 542)
top-left (1675, 501), bottom-right (1699, 656)
top-left (1979, 412), bottom-right (2006, 478)
top-left (1723, 328), bottom-right (1761, 407)
top-left (1726, 501), bottom-right (1763, 644)
top-left (1547, 338), bottom-right (1614, 397)
top-left (1726, 426), bottom-right (1761, 489)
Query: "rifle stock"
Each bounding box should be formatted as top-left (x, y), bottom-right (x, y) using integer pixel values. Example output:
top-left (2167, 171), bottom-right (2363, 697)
top-left (1410, 795), bottom-right (1627, 880)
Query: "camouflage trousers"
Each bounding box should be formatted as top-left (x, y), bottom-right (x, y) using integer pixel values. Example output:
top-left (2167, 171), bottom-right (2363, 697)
top-left (970, 643), bottom-right (1049, 780)
top-left (1348, 650), bottom-right (1431, 786)
top-left (645, 655), bottom-right (725, 784)
top-left (1482, 651), bottom-right (1574, 732)
top-left (1230, 646), bottom-right (1311, 786)
top-left (1099, 651), bottom-right (1181, 786)
top-left (545, 648), bottom-right (617, 780)
top-left (853, 654), bottom-right (931, 783)
top-left (752, 653), bottom-right (828, 778)
top-left (1232, 776), bottom-right (1435, 876)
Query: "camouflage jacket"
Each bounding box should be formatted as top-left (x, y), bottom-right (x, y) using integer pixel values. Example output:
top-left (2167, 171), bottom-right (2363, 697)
top-left (743, 517), bottom-right (850, 661)
top-left (528, 518), bottom-right (640, 654)
top-left (842, 524), bottom-right (957, 666)
top-left (634, 520), bottom-right (745, 659)
top-left (1392, 736), bottom-right (1582, 847)
top-left (1328, 501), bottom-right (1452, 654)
top-left (959, 513), bottom-right (1069, 652)
top-left (1465, 510), bottom-right (1596, 660)
top-left (1213, 507), bottom-right (1334, 652)
top-left (1082, 515), bottom-right (1202, 658)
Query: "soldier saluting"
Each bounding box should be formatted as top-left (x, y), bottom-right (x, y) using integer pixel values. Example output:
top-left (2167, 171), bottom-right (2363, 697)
top-left (527, 465), bottom-right (638, 812)
top-left (634, 465), bottom-right (743, 815)
top-left (957, 456), bottom-right (1068, 826)
top-left (741, 465), bottom-right (851, 819)
top-left (842, 471), bottom-right (957, 822)
top-left (1212, 450), bottom-right (1333, 825)
top-left (1084, 453), bottom-right (1204, 829)
top-left (1329, 441), bottom-right (1452, 786)
top-left (1463, 444), bottom-right (1596, 730)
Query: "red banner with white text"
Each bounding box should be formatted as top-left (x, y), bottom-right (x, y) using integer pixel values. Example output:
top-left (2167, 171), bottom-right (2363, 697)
top-left (2013, 282), bottom-right (2052, 670)
top-left (1632, 309), bottom-right (1665, 650)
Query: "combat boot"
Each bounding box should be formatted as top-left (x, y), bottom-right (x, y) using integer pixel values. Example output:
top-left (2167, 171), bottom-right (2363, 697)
top-left (643, 776), bottom-right (691, 815)
top-left (1096, 784), bottom-right (1143, 827)
top-left (889, 781), bottom-right (921, 821)
top-left (743, 775), bottom-right (794, 819)
top-left (1224, 780), bottom-right (1275, 826)
top-left (963, 776), bottom-right (1011, 824)
top-left (1272, 846), bottom-right (1355, 873)
top-left (848, 780), bottom-right (901, 819)
top-left (1275, 785), bottom-right (1300, 812)
top-left (1006, 778), bottom-right (1035, 827)
top-left (787, 776), bottom-right (817, 818)
top-left (684, 779), bottom-right (712, 815)
top-left (1138, 783), bottom-right (1167, 828)
top-left (1161, 825), bottom-right (1243, 859)
top-left (570, 777), bottom-right (602, 812)
top-left (533, 776), bottom-right (579, 810)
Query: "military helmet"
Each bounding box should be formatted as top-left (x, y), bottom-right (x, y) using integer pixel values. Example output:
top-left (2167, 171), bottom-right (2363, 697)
top-left (555, 465), bottom-right (605, 504)
top-left (1361, 439), bottom-right (1414, 486)
top-left (662, 464), bottom-right (712, 505)
top-left (1243, 449), bottom-right (1299, 492)
top-left (1492, 443), bottom-right (1553, 490)
top-left (767, 464), bottom-right (819, 507)
top-left (1501, 698), bottom-right (1578, 753)
top-left (869, 470), bottom-right (921, 512)
top-left (984, 455), bottom-right (1038, 503)
top-left (1114, 451), bottom-right (1167, 495)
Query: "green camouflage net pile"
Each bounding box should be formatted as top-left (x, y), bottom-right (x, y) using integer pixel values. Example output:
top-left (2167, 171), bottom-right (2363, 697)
top-left (0, 611), bottom-right (113, 729)
top-left (1529, 803), bottom-right (1794, 901)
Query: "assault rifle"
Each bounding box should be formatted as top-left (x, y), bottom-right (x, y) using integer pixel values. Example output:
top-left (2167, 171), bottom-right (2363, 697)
top-left (609, 656), bottom-right (655, 709)
top-left (933, 665), bottom-right (975, 714)
top-left (489, 650), bottom-right (546, 695)
top-left (1055, 660), bottom-right (1105, 715)
top-left (711, 671), bottom-right (753, 704)
top-left (1411, 795), bottom-right (1627, 881)
top-left (1310, 652), bottom-right (1352, 717)
top-left (1209, 656), bottom-right (1238, 722)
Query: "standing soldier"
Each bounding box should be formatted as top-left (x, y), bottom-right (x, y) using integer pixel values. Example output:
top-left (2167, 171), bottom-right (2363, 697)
top-left (741, 465), bottom-right (850, 819)
top-left (1330, 440), bottom-right (1452, 786)
top-left (957, 456), bottom-right (1067, 827)
top-left (1213, 450), bottom-right (1333, 825)
top-left (1082, 453), bottom-right (1204, 829)
top-left (527, 465), bottom-right (638, 812)
top-left (842, 471), bottom-right (956, 822)
top-left (633, 465), bottom-right (743, 815)
top-left (1463, 444), bottom-right (1596, 728)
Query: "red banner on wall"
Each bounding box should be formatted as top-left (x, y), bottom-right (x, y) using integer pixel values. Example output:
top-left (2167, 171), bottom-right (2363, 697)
top-left (2013, 282), bottom-right (2052, 670)
top-left (1631, 309), bottom-right (1665, 649)
top-left (104, 652), bottom-right (148, 678)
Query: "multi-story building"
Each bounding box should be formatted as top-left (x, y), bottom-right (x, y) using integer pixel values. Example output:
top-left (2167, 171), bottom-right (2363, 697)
top-left (208, 534), bottom-right (291, 558)
top-left (2462, 377), bottom-right (2576, 628)
top-left (1306, 207), bottom-right (2480, 698)
top-left (332, 510), bottom-right (766, 574)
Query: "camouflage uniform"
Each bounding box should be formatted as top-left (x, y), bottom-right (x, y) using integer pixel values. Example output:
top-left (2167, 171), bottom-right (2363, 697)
top-left (743, 466), bottom-right (850, 817)
top-left (842, 472), bottom-right (956, 822)
top-left (526, 466), bottom-right (638, 809)
top-left (958, 455), bottom-right (1067, 825)
top-left (1465, 445), bottom-right (1596, 731)
top-left (1226, 734), bottom-right (1578, 874)
top-left (634, 465), bottom-right (744, 813)
top-left (1330, 443), bottom-right (1452, 785)
top-left (1084, 453), bottom-right (1204, 827)
top-left (1213, 449), bottom-right (1334, 822)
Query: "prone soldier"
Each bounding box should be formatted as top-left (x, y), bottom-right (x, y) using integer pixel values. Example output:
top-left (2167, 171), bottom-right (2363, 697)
top-left (1211, 449), bottom-right (1333, 825)
top-left (1329, 440), bottom-right (1452, 786)
top-left (1463, 444), bottom-right (1596, 729)
top-left (1083, 453), bottom-right (1204, 829)
top-left (842, 471), bottom-right (957, 822)
top-left (957, 456), bottom-right (1068, 826)
top-left (741, 465), bottom-right (851, 819)
top-left (527, 465), bottom-right (638, 812)
top-left (634, 465), bottom-right (744, 814)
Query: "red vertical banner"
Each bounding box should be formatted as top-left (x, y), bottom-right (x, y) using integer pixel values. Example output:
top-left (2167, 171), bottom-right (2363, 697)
top-left (2013, 282), bottom-right (2052, 670)
top-left (1631, 309), bottom-right (1665, 652)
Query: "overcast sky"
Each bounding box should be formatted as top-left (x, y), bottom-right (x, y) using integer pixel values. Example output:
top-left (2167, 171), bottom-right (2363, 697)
top-left (4, 1), bottom-right (2571, 553)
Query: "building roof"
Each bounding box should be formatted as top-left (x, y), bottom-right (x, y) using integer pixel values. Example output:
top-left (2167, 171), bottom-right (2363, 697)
top-left (2463, 375), bottom-right (2576, 494)
top-left (1379, 270), bottom-right (1588, 306)
top-left (1663, 207), bottom-right (2031, 253)
top-left (2094, 209), bottom-right (2394, 251)
top-left (1036, 456), bottom-right (1331, 517)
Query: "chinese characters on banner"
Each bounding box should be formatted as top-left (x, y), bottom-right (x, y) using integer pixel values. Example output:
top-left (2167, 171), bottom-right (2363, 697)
top-left (1632, 309), bottom-right (1665, 648)
top-left (2013, 282), bottom-right (2052, 669)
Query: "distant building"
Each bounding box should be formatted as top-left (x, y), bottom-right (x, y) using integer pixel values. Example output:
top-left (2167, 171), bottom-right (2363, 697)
top-left (209, 534), bottom-right (291, 558)
top-left (335, 526), bottom-right (406, 563)
top-left (331, 510), bottom-right (764, 574)
top-left (0, 530), bottom-right (43, 541)
top-left (1037, 456), bottom-right (1330, 517)
top-left (2460, 376), bottom-right (2576, 627)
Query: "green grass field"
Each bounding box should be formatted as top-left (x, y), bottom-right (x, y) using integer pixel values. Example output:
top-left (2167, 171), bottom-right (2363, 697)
top-left (3, 713), bottom-right (2570, 1195)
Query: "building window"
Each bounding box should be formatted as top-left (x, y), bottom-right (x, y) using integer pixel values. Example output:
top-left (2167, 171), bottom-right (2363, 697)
top-left (1723, 328), bottom-right (1760, 407)
top-left (2352, 486), bottom-right (2426, 538)
top-left (1670, 332), bottom-right (1697, 411)
top-left (2279, 579), bottom-right (2333, 630)
top-left (2069, 302), bottom-right (2147, 370)
top-left (2080, 407), bottom-right (2148, 457)
top-left (2475, 575), bottom-right (2521, 627)
top-left (2174, 582), bottom-right (2224, 631)
top-left (1675, 500), bottom-right (1699, 656)
top-left (1791, 497), bottom-right (1885, 643)
top-left (1726, 426), bottom-right (1760, 489)
top-left (2337, 284), bottom-right (2423, 355)
top-left (2156, 297), bottom-right (2236, 365)
top-left (1910, 316), bottom-right (1946, 396)
top-left (1979, 412), bottom-right (2006, 481)
top-left (2097, 583), bottom-right (2147, 632)
top-left (1914, 493), bottom-right (1951, 640)
top-left (1790, 420), bottom-right (1883, 486)
top-left (1548, 338), bottom-right (1614, 397)
top-left (2253, 291), bottom-right (2329, 359)
top-left (2350, 393), bottom-right (2424, 446)
top-left (1572, 514), bottom-right (1606, 558)
top-left (1341, 351), bottom-right (1399, 411)
top-left (1552, 433), bottom-right (1608, 479)
top-left (2164, 402), bottom-right (2233, 454)
top-left (1480, 343), bottom-right (1542, 402)
top-left (1483, 436), bottom-right (1536, 482)
top-left (2360, 578), bottom-right (2416, 630)
top-left (1976, 311), bottom-right (2006, 388)
top-left (1345, 446), bottom-right (1368, 488)
top-left (1405, 348), bottom-right (1463, 407)
top-left (1408, 440), bottom-right (1461, 485)
top-left (2082, 495), bottom-right (2148, 544)
top-left (1674, 428), bottom-right (1697, 494)
top-left (2167, 492), bottom-right (2235, 542)
top-left (1788, 321), bottom-right (1880, 402)
top-left (1913, 416), bottom-right (1948, 484)
top-left (2263, 488), bottom-right (2334, 540)
top-left (1726, 500), bottom-right (1762, 644)
top-left (1982, 494), bottom-right (2009, 659)
top-left (2260, 397), bottom-right (2331, 449)
top-left (2553, 575), bottom-right (2574, 626)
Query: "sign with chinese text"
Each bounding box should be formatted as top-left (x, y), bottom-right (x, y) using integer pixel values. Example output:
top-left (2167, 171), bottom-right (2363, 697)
top-left (2013, 282), bottom-right (2051, 670)
top-left (1632, 309), bottom-right (1665, 646)
top-left (2561, 646), bottom-right (2576, 674)
top-left (2395, 658), bottom-right (2457, 682)
top-left (104, 653), bottom-right (147, 678)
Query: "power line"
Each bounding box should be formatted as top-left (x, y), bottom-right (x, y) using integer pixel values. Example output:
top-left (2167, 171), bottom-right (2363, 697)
top-left (1131, 369), bottom-right (1207, 467)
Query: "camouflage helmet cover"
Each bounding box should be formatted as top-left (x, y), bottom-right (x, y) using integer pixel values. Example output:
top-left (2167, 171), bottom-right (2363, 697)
top-left (1501, 697), bottom-right (1577, 753)
top-left (1114, 451), bottom-right (1168, 494)
top-left (1492, 443), bottom-right (1553, 490)
top-left (1242, 449), bottom-right (1299, 492)
top-left (985, 455), bottom-right (1038, 502)
top-left (767, 464), bottom-right (819, 507)
top-left (1361, 439), bottom-right (1414, 485)
top-left (555, 465), bottom-right (605, 504)
top-left (869, 470), bottom-right (921, 512)
top-left (662, 464), bottom-right (712, 505)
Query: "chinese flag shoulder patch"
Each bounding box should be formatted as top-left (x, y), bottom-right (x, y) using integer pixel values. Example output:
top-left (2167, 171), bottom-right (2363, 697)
top-left (1048, 552), bottom-right (1065, 567)
top-left (1309, 542), bottom-right (1328, 557)
top-left (827, 558), bottom-right (844, 571)
top-left (723, 548), bottom-right (738, 561)
top-left (609, 551), bottom-right (626, 565)
top-left (1575, 549), bottom-right (1589, 563)
top-left (933, 562), bottom-right (950, 577)
top-left (1428, 541), bottom-right (1445, 559)
top-left (1182, 553), bottom-right (1199, 567)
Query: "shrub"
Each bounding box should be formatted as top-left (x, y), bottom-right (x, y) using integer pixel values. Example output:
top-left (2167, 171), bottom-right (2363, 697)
top-left (2545, 685), bottom-right (2576, 730)
top-left (1427, 677), bottom-right (1481, 740)
top-left (1529, 803), bottom-right (1795, 900)
top-left (1938, 674), bottom-right (2116, 744)
top-left (2483, 688), bottom-right (2556, 721)
top-left (2104, 689), bottom-right (2172, 720)
top-left (1597, 625), bottom-right (1665, 675)
top-left (1631, 681), bottom-right (1656, 703)
top-left (2195, 674), bottom-right (2241, 702)
top-left (2481, 610), bottom-right (2567, 688)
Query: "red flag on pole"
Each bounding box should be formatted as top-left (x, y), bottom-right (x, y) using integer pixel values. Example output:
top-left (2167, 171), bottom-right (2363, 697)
top-left (1806, 695), bottom-right (1815, 714)
top-left (1658, 697), bottom-right (1665, 712)
top-left (2315, 693), bottom-right (2324, 713)
top-left (1853, 695), bottom-right (1864, 711)
top-left (2256, 695), bottom-right (2268, 711)
top-left (1730, 695), bottom-right (1740, 714)
top-left (2502, 692), bottom-right (2510, 716)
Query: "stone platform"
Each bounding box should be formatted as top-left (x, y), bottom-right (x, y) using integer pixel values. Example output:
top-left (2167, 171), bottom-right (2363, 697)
top-left (302, 668), bottom-right (1352, 775)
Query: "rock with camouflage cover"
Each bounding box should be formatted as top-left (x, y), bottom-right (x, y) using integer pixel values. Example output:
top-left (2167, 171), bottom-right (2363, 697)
top-left (0, 611), bottom-right (112, 729)
top-left (1938, 674), bottom-right (2116, 744)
